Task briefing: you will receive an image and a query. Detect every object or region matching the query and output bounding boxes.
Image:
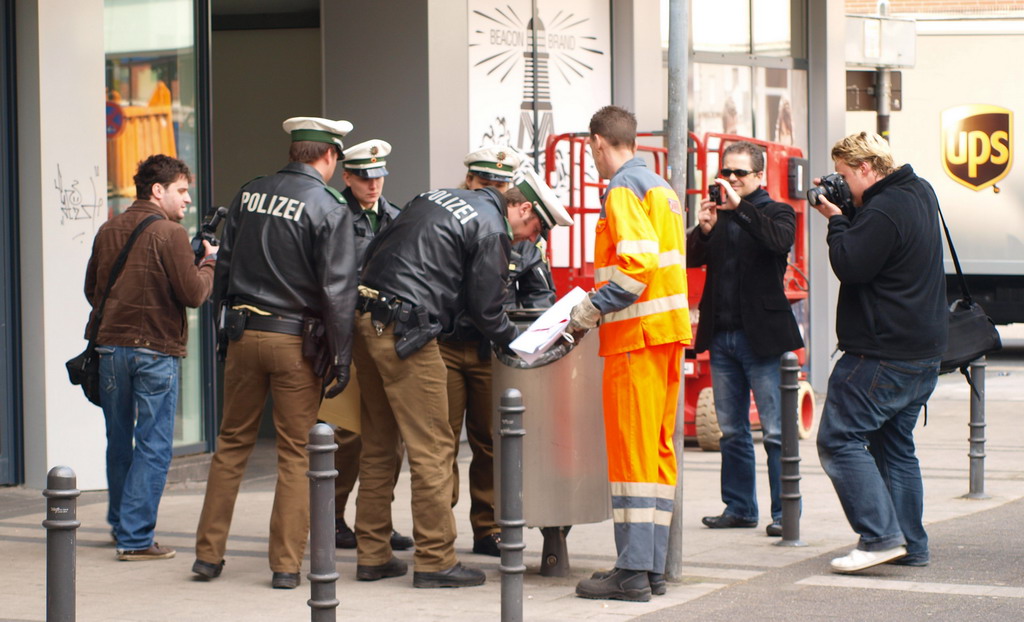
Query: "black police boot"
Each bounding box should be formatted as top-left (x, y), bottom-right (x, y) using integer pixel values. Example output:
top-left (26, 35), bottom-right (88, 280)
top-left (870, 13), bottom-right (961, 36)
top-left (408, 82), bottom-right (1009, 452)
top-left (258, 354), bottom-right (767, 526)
top-left (390, 530), bottom-right (414, 551)
top-left (413, 562), bottom-right (486, 588)
top-left (576, 567), bottom-right (652, 602)
top-left (335, 517), bottom-right (356, 549)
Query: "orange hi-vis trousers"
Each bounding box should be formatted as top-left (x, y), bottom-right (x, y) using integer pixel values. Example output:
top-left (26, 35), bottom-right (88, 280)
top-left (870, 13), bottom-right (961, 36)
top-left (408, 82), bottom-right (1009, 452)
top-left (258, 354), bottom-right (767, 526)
top-left (602, 341), bottom-right (682, 573)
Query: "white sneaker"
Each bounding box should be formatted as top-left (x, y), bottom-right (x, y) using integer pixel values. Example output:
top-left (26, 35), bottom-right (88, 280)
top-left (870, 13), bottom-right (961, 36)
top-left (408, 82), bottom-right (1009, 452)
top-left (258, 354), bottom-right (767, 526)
top-left (830, 546), bottom-right (907, 573)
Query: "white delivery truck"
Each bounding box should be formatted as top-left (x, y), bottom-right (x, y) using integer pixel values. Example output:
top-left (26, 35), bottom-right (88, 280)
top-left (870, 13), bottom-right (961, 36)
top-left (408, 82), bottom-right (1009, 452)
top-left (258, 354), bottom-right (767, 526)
top-left (847, 16), bottom-right (1023, 324)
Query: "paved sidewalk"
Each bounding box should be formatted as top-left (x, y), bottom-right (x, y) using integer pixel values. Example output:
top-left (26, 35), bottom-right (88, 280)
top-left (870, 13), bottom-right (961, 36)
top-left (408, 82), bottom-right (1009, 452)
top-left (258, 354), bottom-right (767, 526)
top-left (1, 351), bottom-right (1021, 621)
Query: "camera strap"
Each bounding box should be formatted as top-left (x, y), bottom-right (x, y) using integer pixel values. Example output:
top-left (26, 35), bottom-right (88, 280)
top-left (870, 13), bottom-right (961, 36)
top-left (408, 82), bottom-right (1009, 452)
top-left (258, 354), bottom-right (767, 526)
top-left (88, 215), bottom-right (162, 344)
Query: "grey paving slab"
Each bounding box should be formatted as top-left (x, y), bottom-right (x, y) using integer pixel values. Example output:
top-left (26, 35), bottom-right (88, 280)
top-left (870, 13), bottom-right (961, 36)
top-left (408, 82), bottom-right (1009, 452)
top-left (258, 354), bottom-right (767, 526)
top-left (1, 348), bottom-right (1021, 621)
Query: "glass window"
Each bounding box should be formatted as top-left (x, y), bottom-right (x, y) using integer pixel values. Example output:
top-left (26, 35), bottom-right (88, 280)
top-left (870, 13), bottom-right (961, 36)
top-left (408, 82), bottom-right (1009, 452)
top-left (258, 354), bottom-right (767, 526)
top-left (754, 67), bottom-right (807, 153)
top-left (753, 0), bottom-right (791, 56)
top-left (691, 63), bottom-right (753, 138)
top-left (691, 0), bottom-right (751, 53)
top-left (104, 0), bottom-right (204, 448)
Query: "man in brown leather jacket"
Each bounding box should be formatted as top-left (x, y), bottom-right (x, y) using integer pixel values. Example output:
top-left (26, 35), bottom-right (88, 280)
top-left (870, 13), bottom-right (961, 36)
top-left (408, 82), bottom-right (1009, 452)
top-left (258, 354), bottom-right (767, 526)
top-left (84, 154), bottom-right (216, 562)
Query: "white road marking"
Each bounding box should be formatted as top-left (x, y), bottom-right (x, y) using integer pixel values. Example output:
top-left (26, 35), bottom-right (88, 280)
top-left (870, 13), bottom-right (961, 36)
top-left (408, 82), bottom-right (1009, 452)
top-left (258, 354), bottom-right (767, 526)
top-left (797, 575), bottom-right (1024, 599)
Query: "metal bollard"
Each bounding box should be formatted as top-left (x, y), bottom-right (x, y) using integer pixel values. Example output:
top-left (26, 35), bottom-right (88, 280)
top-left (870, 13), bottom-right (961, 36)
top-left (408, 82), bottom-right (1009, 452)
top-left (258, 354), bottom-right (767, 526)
top-left (498, 389), bottom-right (526, 622)
top-left (964, 357), bottom-right (990, 500)
top-left (775, 353), bottom-right (806, 547)
top-left (306, 423), bottom-right (339, 621)
top-left (43, 465), bottom-right (80, 622)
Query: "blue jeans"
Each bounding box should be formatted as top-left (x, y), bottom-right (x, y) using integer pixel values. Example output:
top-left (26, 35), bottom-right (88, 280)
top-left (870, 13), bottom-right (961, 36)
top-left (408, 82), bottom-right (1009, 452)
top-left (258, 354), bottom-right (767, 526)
top-left (709, 330), bottom-right (783, 523)
top-left (817, 353), bottom-right (939, 559)
top-left (97, 345), bottom-right (179, 550)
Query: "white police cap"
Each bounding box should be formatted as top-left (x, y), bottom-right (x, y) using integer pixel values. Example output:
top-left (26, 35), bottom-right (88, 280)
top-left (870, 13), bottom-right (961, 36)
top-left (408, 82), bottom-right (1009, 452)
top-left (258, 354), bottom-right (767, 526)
top-left (514, 167), bottom-right (572, 228)
top-left (282, 117), bottom-right (353, 149)
top-left (343, 139), bottom-right (391, 179)
top-left (464, 146), bottom-right (523, 182)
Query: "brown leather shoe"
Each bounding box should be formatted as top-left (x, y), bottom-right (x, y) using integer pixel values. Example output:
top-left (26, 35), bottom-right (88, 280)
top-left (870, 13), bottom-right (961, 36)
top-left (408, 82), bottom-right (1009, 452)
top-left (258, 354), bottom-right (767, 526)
top-left (116, 542), bottom-right (176, 561)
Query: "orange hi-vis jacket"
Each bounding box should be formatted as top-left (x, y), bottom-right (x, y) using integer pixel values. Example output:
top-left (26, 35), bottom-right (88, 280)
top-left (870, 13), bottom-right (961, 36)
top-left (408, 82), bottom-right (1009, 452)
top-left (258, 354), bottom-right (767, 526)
top-left (592, 157), bottom-right (692, 356)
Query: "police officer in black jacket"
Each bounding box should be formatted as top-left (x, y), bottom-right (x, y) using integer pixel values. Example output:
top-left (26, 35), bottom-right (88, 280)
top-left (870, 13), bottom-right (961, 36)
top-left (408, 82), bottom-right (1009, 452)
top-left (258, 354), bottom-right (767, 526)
top-left (350, 182), bottom-right (554, 588)
top-left (317, 138), bottom-right (412, 553)
top-left (445, 148), bottom-right (565, 557)
top-left (193, 116), bottom-right (357, 590)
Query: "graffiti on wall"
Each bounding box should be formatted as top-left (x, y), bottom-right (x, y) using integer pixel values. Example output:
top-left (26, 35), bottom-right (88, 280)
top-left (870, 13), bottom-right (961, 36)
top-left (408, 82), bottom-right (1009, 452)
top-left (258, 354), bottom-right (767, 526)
top-left (55, 164), bottom-right (105, 242)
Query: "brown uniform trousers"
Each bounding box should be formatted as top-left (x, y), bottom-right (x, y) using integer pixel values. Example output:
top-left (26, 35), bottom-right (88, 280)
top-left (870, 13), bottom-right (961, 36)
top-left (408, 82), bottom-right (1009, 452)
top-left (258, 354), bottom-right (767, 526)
top-left (333, 428), bottom-right (403, 520)
top-left (195, 330), bottom-right (321, 573)
top-left (352, 312), bottom-right (458, 572)
top-left (439, 340), bottom-right (498, 541)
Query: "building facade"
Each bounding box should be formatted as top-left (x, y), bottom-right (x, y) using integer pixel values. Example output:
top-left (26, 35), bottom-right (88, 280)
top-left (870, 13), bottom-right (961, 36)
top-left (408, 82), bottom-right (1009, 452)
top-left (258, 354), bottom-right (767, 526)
top-left (1, 0), bottom-right (853, 488)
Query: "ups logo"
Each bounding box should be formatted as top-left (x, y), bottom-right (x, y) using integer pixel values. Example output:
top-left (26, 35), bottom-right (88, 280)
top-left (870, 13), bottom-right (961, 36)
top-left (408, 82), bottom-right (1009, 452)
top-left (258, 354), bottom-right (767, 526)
top-left (941, 105), bottom-right (1013, 191)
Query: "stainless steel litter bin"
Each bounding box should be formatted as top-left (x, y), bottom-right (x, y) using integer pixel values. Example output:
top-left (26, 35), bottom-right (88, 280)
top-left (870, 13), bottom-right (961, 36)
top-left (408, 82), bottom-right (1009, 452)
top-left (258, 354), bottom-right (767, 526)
top-left (493, 311), bottom-right (611, 575)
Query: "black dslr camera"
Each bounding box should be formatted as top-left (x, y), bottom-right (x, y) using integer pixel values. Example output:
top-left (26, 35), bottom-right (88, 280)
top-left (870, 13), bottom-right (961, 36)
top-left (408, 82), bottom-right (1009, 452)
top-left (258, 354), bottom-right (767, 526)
top-left (191, 206), bottom-right (228, 264)
top-left (807, 173), bottom-right (855, 218)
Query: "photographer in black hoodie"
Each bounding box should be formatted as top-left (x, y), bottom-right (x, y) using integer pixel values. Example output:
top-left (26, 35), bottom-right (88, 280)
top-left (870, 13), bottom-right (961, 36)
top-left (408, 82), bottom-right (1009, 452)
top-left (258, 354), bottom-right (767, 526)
top-left (810, 132), bottom-right (947, 574)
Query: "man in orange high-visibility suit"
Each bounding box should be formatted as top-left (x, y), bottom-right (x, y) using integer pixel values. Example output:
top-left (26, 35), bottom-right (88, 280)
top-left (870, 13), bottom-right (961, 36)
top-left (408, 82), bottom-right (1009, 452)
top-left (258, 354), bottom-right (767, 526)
top-left (569, 106), bottom-right (692, 603)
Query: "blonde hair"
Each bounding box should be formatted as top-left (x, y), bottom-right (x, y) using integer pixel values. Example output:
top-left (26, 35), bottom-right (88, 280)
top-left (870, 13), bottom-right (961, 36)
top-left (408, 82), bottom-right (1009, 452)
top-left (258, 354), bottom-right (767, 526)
top-left (831, 132), bottom-right (896, 177)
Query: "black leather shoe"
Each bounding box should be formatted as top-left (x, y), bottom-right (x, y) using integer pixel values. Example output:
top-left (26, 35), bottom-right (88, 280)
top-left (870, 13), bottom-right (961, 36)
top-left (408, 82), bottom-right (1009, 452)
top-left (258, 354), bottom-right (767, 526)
top-left (356, 556), bottom-right (408, 581)
top-left (413, 562), bottom-right (486, 588)
top-left (702, 514), bottom-right (757, 529)
top-left (766, 521), bottom-right (783, 537)
top-left (390, 530), bottom-right (414, 551)
top-left (472, 533), bottom-right (501, 557)
top-left (192, 559), bottom-right (225, 580)
top-left (335, 518), bottom-right (356, 549)
top-left (590, 569), bottom-right (665, 596)
top-left (648, 572), bottom-right (667, 596)
top-left (271, 572), bottom-right (300, 589)
top-left (576, 567), bottom-right (651, 602)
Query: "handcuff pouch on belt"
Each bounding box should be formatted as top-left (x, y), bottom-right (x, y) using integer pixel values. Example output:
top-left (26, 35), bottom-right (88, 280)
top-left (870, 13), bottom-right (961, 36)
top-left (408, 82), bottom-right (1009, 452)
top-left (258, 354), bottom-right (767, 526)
top-left (224, 307), bottom-right (248, 341)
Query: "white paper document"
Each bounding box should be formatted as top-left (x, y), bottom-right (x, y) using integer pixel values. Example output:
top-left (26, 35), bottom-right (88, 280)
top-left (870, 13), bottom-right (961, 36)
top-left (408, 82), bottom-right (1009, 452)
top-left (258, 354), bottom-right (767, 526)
top-left (509, 286), bottom-right (589, 365)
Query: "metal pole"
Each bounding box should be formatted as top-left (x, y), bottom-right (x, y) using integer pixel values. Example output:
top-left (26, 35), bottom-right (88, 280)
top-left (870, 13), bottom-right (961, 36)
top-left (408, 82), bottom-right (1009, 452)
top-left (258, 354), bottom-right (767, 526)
top-left (775, 353), bottom-right (806, 547)
top-left (875, 1), bottom-right (891, 142)
top-left (498, 389), bottom-right (525, 622)
top-left (43, 465), bottom-right (80, 622)
top-left (964, 357), bottom-right (990, 499)
top-left (665, 0), bottom-right (690, 582)
top-left (307, 423), bottom-right (339, 621)
top-left (876, 67), bottom-right (891, 142)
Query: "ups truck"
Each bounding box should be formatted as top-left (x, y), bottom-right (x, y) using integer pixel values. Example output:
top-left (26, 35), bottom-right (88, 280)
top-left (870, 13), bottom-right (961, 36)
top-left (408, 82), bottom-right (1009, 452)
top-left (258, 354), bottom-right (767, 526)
top-left (847, 16), bottom-right (1023, 324)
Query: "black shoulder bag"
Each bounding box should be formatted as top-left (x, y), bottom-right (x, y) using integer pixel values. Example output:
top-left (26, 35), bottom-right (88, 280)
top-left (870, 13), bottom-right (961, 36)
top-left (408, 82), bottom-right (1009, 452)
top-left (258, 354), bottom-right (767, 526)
top-left (66, 215), bottom-right (161, 406)
top-left (937, 204), bottom-right (1001, 394)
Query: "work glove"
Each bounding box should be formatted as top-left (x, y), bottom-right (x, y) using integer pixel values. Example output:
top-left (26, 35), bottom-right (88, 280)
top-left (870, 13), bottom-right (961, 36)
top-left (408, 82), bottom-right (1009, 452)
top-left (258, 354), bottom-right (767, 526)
top-left (323, 365), bottom-right (350, 399)
top-left (567, 293), bottom-right (601, 333)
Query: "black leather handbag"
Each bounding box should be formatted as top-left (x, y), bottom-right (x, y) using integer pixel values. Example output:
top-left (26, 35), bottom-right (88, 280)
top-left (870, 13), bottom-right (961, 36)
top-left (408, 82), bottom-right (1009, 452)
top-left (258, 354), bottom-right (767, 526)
top-left (67, 215), bottom-right (160, 406)
top-left (937, 205), bottom-right (1001, 388)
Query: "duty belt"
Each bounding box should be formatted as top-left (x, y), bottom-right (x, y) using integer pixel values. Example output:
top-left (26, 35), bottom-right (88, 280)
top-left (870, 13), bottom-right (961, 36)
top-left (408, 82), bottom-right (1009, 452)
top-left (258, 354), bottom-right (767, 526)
top-left (245, 314), bottom-right (304, 336)
top-left (357, 286), bottom-right (411, 336)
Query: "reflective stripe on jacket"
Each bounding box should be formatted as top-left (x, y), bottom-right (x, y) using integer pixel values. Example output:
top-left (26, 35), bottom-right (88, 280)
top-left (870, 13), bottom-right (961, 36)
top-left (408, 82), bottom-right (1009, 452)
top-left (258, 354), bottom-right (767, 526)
top-left (592, 157), bottom-right (692, 356)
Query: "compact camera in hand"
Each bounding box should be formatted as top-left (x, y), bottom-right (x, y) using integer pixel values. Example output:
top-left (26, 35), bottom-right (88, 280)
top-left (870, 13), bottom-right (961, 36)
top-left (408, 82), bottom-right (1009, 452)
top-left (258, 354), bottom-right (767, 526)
top-left (807, 172), bottom-right (856, 217)
top-left (191, 206), bottom-right (228, 264)
top-left (708, 184), bottom-right (723, 205)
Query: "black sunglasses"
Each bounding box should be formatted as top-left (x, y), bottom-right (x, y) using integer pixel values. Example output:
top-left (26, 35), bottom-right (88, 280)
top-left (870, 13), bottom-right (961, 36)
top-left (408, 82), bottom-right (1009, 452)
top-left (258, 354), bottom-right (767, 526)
top-left (719, 168), bottom-right (758, 178)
